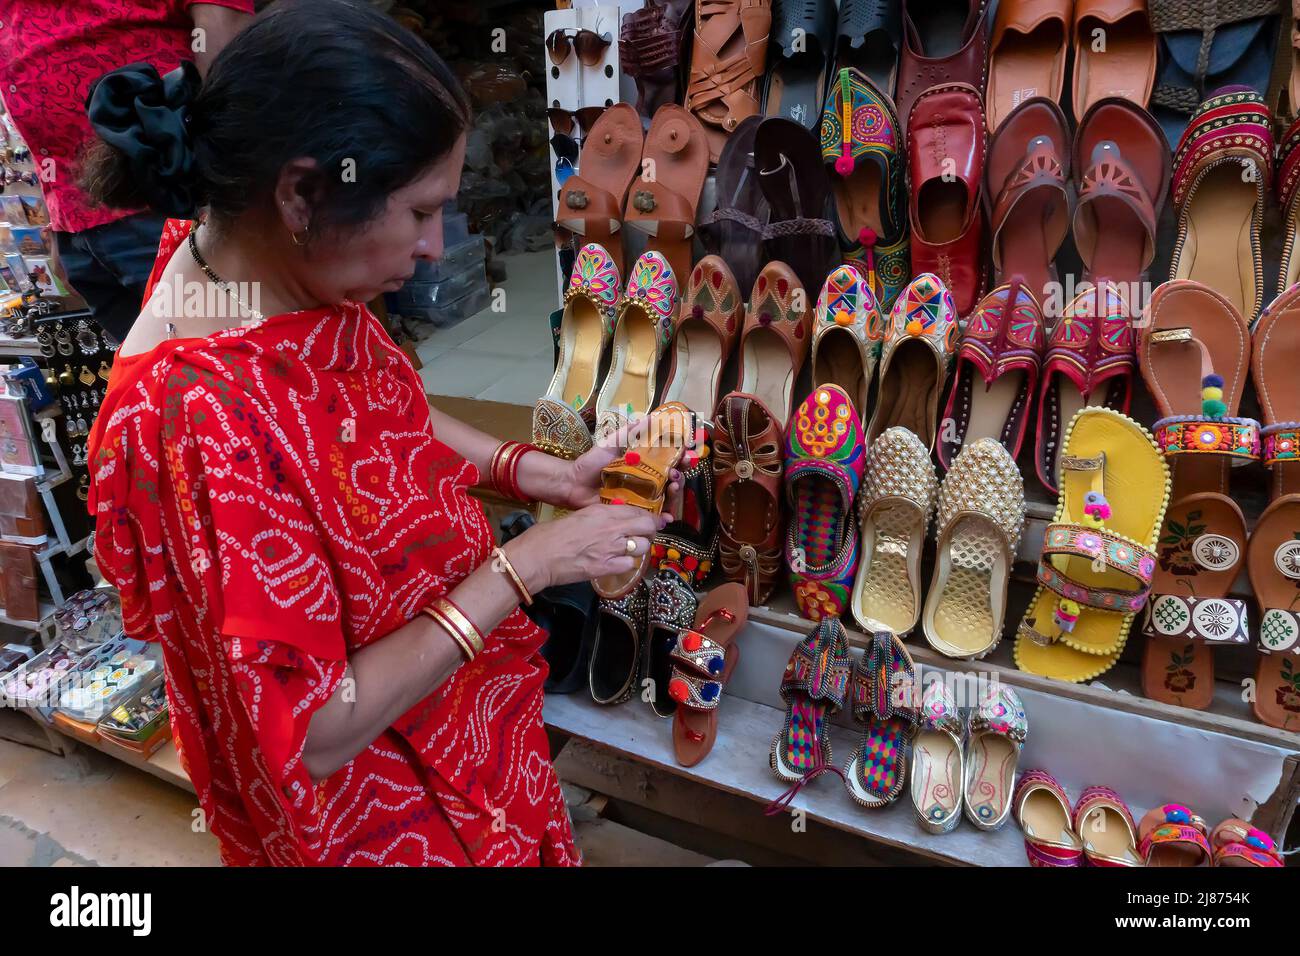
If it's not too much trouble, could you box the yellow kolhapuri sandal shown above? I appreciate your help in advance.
[1015,406,1171,682]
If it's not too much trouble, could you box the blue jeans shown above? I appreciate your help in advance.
[55,212,168,343]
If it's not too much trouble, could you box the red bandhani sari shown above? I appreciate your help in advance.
[87,220,580,866]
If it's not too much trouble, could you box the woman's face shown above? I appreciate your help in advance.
[306,133,468,304]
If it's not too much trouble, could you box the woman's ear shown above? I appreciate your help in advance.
[274,157,324,235]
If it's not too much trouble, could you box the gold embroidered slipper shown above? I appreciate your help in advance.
[922,437,1025,660]
[595,402,697,600]
[1015,406,1171,683]
[850,425,937,637]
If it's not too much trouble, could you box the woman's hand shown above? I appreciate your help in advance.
[537,418,685,511]
[502,503,669,591]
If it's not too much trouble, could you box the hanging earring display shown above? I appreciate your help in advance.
[37,328,54,357]
[58,364,73,387]
[76,321,100,354]
[72,443,85,467]
[101,331,118,353]
[97,361,111,382]
[76,474,89,502]
[78,365,96,387]
[55,325,73,355]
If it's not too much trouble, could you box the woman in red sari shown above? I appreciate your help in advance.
[83,0,667,865]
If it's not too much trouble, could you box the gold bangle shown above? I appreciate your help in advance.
[421,604,476,662]
[493,546,533,605]
[432,596,485,656]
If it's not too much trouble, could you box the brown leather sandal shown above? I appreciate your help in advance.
[557,104,645,276]
[1138,280,1256,711]
[684,0,773,163]
[713,391,784,605]
[1072,0,1157,119]
[595,402,698,600]
[619,0,691,123]
[986,0,1070,134]
[986,97,1071,316]
[755,117,838,302]
[1249,283,1300,731]
[668,582,749,767]
[1071,97,1169,292]
[701,115,769,293]
[623,104,709,292]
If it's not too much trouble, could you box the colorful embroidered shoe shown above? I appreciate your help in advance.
[851,425,937,637]
[533,242,617,475]
[1138,281,1257,711]
[923,438,1025,660]
[1073,786,1141,866]
[811,264,885,422]
[594,250,678,442]
[1137,803,1212,866]
[865,272,958,450]
[785,384,866,623]
[910,679,964,834]
[963,683,1026,831]
[1034,282,1138,493]
[662,255,744,421]
[820,66,911,311]
[844,629,920,809]
[1016,407,1171,683]
[1169,88,1273,328]
[1209,818,1284,868]
[937,280,1045,472]
[1013,770,1083,867]
[770,616,853,782]
[736,261,812,431]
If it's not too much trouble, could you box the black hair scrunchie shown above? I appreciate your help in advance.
[86,60,202,218]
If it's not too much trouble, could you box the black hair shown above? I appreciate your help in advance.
[80,0,471,238]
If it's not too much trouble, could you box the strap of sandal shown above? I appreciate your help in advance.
[667,614,734,711]
[1261,607,1300,653]
[557,174,624,237]
[1149,0,1277,111]
[779,616,852,712]
[1143,594,1251,645]
[702,204,766,232]
[1261,422,1300,467]
[1138,803,1211,864]
[718,528,781,604]
[599,484,664,512]
[990,139,1069,269]
[1074,146,1158,272]
[763,216,836,239]
[849,630,918,725]
[1151,83,1202,116]
[623,178,697,241]
[619,1,682,76]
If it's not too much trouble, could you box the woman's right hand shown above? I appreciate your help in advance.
[503,503,668,591]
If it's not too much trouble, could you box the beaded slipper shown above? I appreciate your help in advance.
[1013,770,1084,866]
[1015,406,1170,683]
[1137,803,1212,866]
[922,438,1025,660]
[589,583,649,705]
[669,582,749,767]
[910,679,964,834]
[1138,280,1257,710]
[963,683,1026,831]
[595,401,697,600]
[1209,818,1284,867]
[843,629,920,809]
[851,425,938,637]
[810,264,884,422]
[1072,786,1141,866]
[785,384,866,623]
[770,616,853,782]
[594,250,679,442]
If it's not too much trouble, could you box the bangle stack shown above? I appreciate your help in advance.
[421,596,485,662]
[489,440,539,503]
[493,545,533,605]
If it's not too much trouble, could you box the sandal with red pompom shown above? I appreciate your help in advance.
[667,582,749,766]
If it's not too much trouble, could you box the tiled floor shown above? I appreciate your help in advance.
[415,250,558,406]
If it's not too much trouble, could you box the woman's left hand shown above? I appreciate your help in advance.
[547,420,684,513]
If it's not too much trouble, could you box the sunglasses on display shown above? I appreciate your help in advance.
[547,105,606,138]
[545,28,612,66]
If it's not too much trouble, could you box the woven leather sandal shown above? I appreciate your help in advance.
[620,0,691,122]
[684,0,773,163]
[713,391,784,604]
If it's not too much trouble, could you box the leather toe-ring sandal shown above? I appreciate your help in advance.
[757,117,838,302]
[1249,284,1300,731]
[701,115,769,293]
[557,104,644,276]
[1138,280,1257,711]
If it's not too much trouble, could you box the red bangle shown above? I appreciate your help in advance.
[489,440,538,503]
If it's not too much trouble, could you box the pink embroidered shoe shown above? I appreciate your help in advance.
[937,280,1045,472]
[1072,786,1141,866]
[1034,282,1137,492]
[1013,770,1083,866]
[810,264,885,422]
